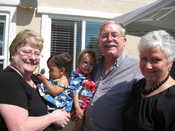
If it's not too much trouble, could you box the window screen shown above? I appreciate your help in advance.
[51,20,74,56]
[51,19,82,69]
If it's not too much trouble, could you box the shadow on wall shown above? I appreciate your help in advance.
[15,0,39,26]
[16,7,35,26]
[20,0,38,8]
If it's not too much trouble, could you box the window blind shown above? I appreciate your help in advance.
[51,20,74,56]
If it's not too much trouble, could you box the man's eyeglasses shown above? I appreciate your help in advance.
[19,49,42,58]
[101,32,125,39]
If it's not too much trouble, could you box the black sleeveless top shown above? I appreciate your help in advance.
[0,66,55,131]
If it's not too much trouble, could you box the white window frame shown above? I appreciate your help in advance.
[39,7,121,75]
[0,6,17,68]
[40,15,102,73]
[0,13,9,67]
[73,21,78,70]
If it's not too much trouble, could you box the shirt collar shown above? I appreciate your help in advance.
[113,52,126,68]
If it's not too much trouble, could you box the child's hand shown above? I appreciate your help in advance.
[75,108,84,120]
[36,73,48,82]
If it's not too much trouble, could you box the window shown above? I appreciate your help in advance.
[51,20,75,55]
[0,15,6,70]
[51,19,82,70]
[85,21,103,61]
[50,19,103,69]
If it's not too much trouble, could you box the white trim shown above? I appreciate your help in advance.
[40,14,51,77]
[73,22,77,71]
[38,7,121,19]
[39,13,109,74]
[0,0,20,6]
[0,6,17,68]
[1,13,10,68]
[50,15,106,23]
[81,20,86,50]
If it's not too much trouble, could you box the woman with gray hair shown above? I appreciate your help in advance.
[124,30,175,131]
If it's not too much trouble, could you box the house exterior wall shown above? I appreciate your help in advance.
[0,0,153,69]
[125,35,140,56]
[39,0,152,13]
[15,0,152,59]
[14,0,153,33]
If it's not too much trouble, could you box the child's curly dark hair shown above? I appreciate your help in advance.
[47,52,72,74]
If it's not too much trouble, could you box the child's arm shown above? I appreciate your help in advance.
[36,74,65,96]
[73,94,84,119]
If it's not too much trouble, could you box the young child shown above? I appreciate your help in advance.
[70,48,97,131]
[36,52,73,112]
[36,49,96,131]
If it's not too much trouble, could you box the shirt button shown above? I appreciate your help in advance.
[90,101,94,106]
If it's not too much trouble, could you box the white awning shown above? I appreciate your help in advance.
[114,0,175,36]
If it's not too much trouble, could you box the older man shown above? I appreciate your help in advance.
[85,21,142,131]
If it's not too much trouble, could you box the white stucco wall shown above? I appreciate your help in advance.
[38,0,153,14]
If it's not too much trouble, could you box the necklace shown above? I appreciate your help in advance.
[142,74,169,95]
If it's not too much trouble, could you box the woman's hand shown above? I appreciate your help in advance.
[51,109,70,128]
